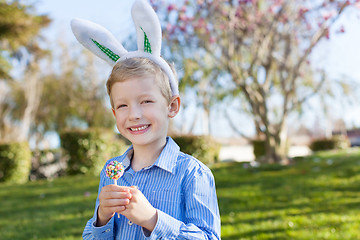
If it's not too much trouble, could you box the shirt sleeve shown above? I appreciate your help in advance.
[82,167,116,240]
[144,165,221,240]
[82,213,115,240]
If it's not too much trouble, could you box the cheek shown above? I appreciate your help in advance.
[114,113,125,124]
[144,106,168,119]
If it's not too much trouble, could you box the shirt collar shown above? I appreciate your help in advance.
[121,146,133,171]
[121,136,180,174]
[152,136,180,174]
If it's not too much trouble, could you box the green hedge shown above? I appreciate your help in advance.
[172,135,220,166]
[310,136,350,152]
[60,128,126,175]
[0,142,32,183]
[252,139,266,160]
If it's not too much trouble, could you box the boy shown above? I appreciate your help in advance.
[72,0,220,239]
[82,58,221,239]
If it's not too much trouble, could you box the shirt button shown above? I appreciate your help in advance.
[128,220,133,226]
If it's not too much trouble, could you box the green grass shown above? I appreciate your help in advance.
[214,148,360,239]
[1,148,360,239]
[0,175,99,240]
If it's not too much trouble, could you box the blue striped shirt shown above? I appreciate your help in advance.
[83,136,221,239]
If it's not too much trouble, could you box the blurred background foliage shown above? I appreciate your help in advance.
[0,0,359,181]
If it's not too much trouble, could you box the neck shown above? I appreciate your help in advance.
[131,138,167,172]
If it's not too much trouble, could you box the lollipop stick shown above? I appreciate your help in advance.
[114,179,119,218]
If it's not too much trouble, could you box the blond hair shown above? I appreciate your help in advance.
[106,58,177,108]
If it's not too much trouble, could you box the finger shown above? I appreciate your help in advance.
[103,198,131,207]
[103,185,131,193]
[129,186,140,195]
[117,206,126,212]
[104,191,132,200]
[103,206,126,214]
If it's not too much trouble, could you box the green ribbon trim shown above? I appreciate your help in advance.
[141,27,152,54]
[91,39,120,62]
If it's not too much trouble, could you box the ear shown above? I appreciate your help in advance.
[131,0,162,57]
[112,108,116,117]
[168,95,181,118]
[71,18,128,66]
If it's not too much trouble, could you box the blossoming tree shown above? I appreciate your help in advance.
[153,0,360,163]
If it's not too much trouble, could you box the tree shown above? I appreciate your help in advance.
[0,0,50,142]
[178,53,224,135]
[32,41,115,147]
[154,0,360,163]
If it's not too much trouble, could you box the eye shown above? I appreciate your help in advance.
[116,104,127,109]
[142,100,154,104]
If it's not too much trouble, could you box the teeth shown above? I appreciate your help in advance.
[130,125,148,131]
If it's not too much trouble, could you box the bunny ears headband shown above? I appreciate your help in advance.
[70,0,179,96]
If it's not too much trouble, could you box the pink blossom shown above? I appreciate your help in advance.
[179,13,188,22]
[219,24,226,30]
[166,23,172,32]
[306,22,312,30]
[197,18,206,28]
[235,7,243,18]
[167,4,176,12]
[355,1,360,9]
[180,25,187,32]
[210,36,216,44]
[322,10,335,21]
[325,28,330,39]
[239,0,253,3]
[337,25,345,33]
[298,7,309,17]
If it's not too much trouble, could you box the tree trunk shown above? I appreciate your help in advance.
[263,124,288,164]
[18,68,42,141]
[203,105,210,136]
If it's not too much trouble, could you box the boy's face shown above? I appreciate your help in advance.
[111,76,178,148]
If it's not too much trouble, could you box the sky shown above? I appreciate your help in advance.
[32,0,360,140]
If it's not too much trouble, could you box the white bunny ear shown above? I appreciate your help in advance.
[71,0,179,96]
[71,18,128,66]
[131,0,162,57]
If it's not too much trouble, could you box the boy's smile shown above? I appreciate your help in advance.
[128,124,151,134]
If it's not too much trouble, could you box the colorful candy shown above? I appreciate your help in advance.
[105,160,124,218]
[106,160,124,181]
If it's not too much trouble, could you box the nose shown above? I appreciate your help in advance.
[128,104,142,121]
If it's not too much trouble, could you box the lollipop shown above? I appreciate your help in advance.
[106,160,124,185]
[106,160,125,218]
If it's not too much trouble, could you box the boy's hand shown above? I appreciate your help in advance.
[97,185,132,227]
[121,186,158,232]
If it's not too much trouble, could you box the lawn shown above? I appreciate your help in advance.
[1,148,359,239]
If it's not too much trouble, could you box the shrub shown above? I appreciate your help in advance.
[310,136,350,152]
[30,148,66,180]
[252,139,266,160]
[60,128,126,175]
[172,135,220,165]
[0,142,32,183]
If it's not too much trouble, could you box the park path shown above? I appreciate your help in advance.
[218,145,312,162]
